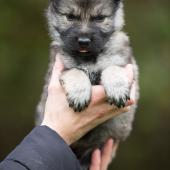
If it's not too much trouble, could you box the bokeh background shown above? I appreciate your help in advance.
[0,0,170,169]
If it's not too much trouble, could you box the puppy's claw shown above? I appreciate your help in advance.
[108,97,116,106]
[117,98,125,108]
[108,96,128,108]
[125,95,130,101]
[68,99,90,112]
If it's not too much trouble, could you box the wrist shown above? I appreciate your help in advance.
[41,120,75,145]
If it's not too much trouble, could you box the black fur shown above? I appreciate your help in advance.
[58,25,113,64]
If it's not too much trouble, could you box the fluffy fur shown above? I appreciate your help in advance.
[36,0,139,169]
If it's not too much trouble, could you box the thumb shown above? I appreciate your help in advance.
[49,54,64,87]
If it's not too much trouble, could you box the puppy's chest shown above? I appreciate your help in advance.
[70,65,100,85]
[62,45,130,85]
[88,71,101,85]
[75,56,126,85]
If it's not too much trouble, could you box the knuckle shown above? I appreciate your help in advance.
[96,111,106,119]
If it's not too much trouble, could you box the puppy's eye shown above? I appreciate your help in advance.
[91,15,106,22]
[66,14,80,21]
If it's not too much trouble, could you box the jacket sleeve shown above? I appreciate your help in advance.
[0,126,81,170]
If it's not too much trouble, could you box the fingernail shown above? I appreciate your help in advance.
[126,100,135,106]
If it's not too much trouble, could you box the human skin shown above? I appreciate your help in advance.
[41,54,135,169]
[90,138,118,170]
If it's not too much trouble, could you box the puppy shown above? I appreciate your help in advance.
[37,0,139,169]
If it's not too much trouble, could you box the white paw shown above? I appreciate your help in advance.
[66,83,91,112]
[101,66,130,108]
[60,68,92,112]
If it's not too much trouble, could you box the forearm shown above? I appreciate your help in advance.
[0,126,81,170]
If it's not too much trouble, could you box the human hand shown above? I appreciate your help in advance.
[90,139,118,170]
[41,54,135,145]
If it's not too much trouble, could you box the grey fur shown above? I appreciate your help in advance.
[37,0,139,169]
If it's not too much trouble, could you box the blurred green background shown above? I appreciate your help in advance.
[0,0,170,169]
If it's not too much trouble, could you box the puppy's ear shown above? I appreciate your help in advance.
[114,0,122,10]
[114,0,122,2]
[50,0,60,10]
[114,0,122,6]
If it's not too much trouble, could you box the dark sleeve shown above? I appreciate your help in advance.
[0,126,81,170]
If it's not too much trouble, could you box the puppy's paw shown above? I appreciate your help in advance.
[60,68,92,112]
[107,87,130,108]
[101,66,130,108]
[66,85,91,112]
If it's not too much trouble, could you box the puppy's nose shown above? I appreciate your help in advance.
[78,37,91,47]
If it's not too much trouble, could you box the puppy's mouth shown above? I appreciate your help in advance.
[79,48,89,53]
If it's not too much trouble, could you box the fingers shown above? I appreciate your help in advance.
[101,139,114,170]
[90,85,106,106]
[49,54,64,88]
[89,139,116,170]
[126,99,135,106]
[103,106,129,122]
[130,81,136,102]
[124,64,134,85]
[125,64,136,104]
[90,149,101,170]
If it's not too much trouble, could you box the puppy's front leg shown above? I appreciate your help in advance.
[101,65,131,108]
[60,68,92,112]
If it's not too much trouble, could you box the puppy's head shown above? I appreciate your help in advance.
[47,0,124,57]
